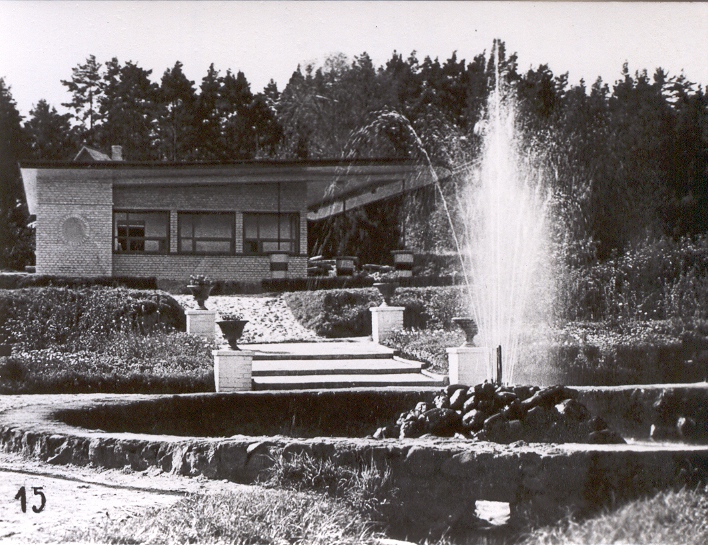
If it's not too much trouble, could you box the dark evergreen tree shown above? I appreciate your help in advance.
[157,61,197,161]
[25,99,78,160]
[193,64,223,160]
[0,79,33,269]
[61,55,104,145]
[220,69,255,159]
[97,59,160,160]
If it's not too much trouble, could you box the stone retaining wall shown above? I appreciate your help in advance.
[1,391,708,533]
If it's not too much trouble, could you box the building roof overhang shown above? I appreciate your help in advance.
[19,158,446,218]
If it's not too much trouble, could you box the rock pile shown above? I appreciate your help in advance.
[373,382,625,444]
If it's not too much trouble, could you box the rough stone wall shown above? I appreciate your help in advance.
[35,171,113,276]
[2,415,707,533]
[2,392,708,534]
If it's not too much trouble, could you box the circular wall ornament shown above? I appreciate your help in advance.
[61,216,90,246]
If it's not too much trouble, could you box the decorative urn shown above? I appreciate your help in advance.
[187,274,213,310]
[452,317,478,347]
[217,314,248,350]
[373,282,398,306]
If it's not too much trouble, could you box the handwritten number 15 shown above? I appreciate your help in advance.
[14,486,46,513]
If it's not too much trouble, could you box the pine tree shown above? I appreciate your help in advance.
[0,79,33,269]
[25,99,78,160]
[194,64,223,160]
[157,61,197,161]
[97,59,160,160]
[61,55,104,144]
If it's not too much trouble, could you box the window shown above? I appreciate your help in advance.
[114,211,169,253]
[179,212,235,254]
[243,213,299,254]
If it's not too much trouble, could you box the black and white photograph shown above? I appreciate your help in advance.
[0,1,707,543]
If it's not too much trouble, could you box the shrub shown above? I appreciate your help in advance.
[0,330,214,394]
[556,235,708,322]
[383,320,706,386]
[0,274,158,290]
[284,288,379,337]
[382,329,464,374]
[0,286,185,351]
[284,286,466,338]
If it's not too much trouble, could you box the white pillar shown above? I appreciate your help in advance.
[370,306,405,344]
[213,349,253,392]
[447,346,491,385]
[186,309,217,340]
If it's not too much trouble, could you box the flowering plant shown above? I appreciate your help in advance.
[219,312,245,321]
[188,274,212,286]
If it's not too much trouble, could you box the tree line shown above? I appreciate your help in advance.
[1,41,706,268]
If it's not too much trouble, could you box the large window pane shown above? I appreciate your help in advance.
[143,213,169,237]
[243,213,299,255]
[244,214,258,238]
[113,210,169,254]
[259,216,278,238]
[194,214,232,238]
[196,240,232,253]
[178,212,234,254]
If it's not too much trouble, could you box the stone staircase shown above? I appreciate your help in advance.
[246,340,446,390]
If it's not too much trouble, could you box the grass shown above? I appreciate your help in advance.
[519,486,708,545]
[259,451,399,527]
[64,487,383,545]
[61,485,708,545]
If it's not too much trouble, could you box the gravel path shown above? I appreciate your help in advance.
[174,294,321,344]
[0,395,258,544]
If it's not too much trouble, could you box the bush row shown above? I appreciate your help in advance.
[283,286,466,338]
[381,321,708,386]
[558,235,708,322]
[158,274,462,296]
[0,331,214,394]
[0,274,158,290]
[0,287,185,350]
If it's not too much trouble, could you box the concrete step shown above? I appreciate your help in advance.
[248,341,396,361]
[252,372,445,390]
[252,357,422,377]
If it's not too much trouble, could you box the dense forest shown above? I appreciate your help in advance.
[1,40,706,269]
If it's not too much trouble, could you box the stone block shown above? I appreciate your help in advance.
[213,349,253,392]
[447,346,491,386]
[370,306,405,344]
[186,310,217,340]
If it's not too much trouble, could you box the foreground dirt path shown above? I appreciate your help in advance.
[0,452,261,544]
[0,395,259,544]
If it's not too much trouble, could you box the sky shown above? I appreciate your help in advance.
[1,1,707,117]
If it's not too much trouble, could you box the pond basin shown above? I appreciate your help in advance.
[1,385,707,534]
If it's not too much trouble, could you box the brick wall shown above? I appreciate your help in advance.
[112,182,308,280]
[32,168,309,281]
[35,171,113,276]
[114,254,307,281]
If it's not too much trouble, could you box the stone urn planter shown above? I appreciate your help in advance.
[373,282,398,306]
[335,256,357,276]
[452,317,478,347]
[217,316,249,350]
[187,274,214,310]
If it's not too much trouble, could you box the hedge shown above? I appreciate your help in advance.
[0,287,185,350]
[283,286,466,338]
[0,274,158,290]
